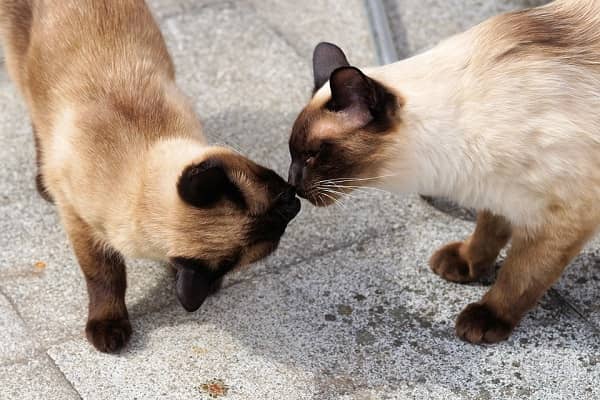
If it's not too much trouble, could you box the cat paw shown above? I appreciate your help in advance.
[430,242,474,283]
[86,318,132,353]
[455,303,514,344]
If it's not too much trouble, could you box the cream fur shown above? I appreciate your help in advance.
[316,0,600,231]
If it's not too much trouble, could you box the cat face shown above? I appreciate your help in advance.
[168,147,300,311]
[288,43,401,206]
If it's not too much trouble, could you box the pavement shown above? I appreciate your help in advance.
[0,0,598,399]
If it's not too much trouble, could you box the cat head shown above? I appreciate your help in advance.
[154,146,300,312]
[288,42,402,205]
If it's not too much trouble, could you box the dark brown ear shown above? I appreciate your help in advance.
[313,42,350,92]
[177,159,245,209]
[175,268,210,312]
[328,66,397,130]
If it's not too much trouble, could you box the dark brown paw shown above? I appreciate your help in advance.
[86,318,132,353]
[456,303,514,344]
[430,242,475,283]
[35,173,54,203]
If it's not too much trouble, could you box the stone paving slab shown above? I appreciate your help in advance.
[0,356,80,400]
[247,0,377,67]
[0,292,36,364]
[384,0,551,57]
[48,197,600,399]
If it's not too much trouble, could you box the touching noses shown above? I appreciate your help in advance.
[277,185,301,221]
[288,160,304,189]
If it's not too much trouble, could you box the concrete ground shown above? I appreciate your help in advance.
[0,0,598,399]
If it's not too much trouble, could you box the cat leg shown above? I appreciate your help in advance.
[430,210,511,283]
[33,125,53,203]
[63,210,131,353]
[455,225,592,344]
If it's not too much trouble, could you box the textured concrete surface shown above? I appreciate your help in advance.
[48,205,600,399]
[0,356,80,400]
[1,0,599,399]
[384,0,552,58]
[0,292,36,364]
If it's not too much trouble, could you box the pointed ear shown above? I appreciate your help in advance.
[177,160,244,208]
[313,42,350,92]
[329,66,396,129]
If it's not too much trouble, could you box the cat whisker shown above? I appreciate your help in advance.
[320,183,390,196]
[318,187,360,201]
[317,174,399,185]
[318,190,345,210]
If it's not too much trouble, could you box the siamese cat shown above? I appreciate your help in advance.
[289,0,600,343]
[0,0,300,353]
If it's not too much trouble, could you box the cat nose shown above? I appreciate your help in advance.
[288,161,303,188]
[277,186,301,220]
[279,186,296,204]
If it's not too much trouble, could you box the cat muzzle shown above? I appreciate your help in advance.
[277,187,301,221]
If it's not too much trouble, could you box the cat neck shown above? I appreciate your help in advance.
[367,34,483,206]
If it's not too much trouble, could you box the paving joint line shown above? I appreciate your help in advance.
[365,0,399,64]
[135,227,394,320]
[548,288,600,335]
[224,227,393,290]
[46,354,84,400]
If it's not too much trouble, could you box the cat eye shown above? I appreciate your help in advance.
[305,143,329,164]
[304,150,320,165]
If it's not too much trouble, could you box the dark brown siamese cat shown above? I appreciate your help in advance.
[0,0,300,353]
[289,0,600,343]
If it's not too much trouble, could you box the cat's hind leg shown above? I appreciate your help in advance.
[430,210,511,283]
[455,223,593,344]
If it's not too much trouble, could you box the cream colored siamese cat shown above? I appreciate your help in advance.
[289,0,600,343]
[0,0,300,353]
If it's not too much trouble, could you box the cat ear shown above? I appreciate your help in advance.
[328,66,379,127]
[328,66,398,129]
[313,42,350,92]
[177,160,243,208]
[175,268,210,312]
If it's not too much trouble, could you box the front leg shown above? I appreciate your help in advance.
[63,211,131,353]
[456,224,592,344]
[430,210,511,283]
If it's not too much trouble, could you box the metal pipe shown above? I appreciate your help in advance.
[365,0,399,65]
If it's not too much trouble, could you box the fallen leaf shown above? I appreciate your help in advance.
[192,346,208,355]
[199,379,229,398]
[34,261,47,270]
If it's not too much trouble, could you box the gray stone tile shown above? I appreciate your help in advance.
[146,0,220,19]
[0,356,80,400]
[149,0,378,75]
[385,0,552,57]
[556,247,600,330]
[247,0,377,67]
[48,201,600,399]
[1,251,177,347]
[0,292,36,364]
